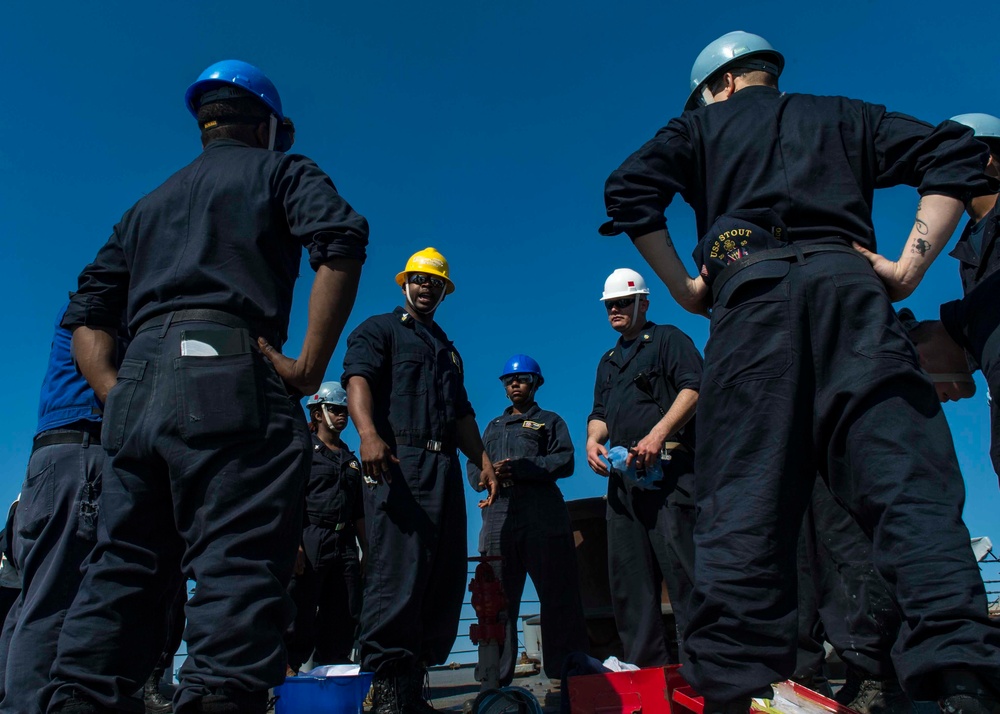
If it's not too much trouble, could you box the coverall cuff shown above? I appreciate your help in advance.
[307,239,368,271]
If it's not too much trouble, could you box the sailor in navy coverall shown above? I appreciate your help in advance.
[599,31,1000,712]
[285,383,366,672]
[466,355,588,685]
[0,302,114,714]
[586,270,702,668]
[342,248,498,714]
[44,60,367,714]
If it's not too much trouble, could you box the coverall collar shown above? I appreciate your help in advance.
[501,402,541,422]
[610,321,657,369]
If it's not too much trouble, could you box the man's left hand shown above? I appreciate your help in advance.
[258,337,321,396]
[852,244,915,301]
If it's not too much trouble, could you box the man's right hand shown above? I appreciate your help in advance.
[258,337,322,397]
[587,441,610,477]
[359,434,399,484]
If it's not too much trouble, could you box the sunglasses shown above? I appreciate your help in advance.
[604,297,636,311]
[407,274,445,289]
[502,373,535,387]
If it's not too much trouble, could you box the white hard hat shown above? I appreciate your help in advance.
[600,268,650,301]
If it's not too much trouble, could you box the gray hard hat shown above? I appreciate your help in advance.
[686,30,784,111]
[306,381,347,408]
[950,113,1000,140]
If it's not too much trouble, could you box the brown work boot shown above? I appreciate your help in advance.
[842,677,912,714]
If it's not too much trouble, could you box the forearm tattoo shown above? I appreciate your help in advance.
[914,198,929,235]
[911,238,930,256]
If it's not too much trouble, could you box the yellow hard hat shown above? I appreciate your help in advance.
[395,247,455,294]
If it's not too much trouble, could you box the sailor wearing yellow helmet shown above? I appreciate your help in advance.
[341,248,498,714]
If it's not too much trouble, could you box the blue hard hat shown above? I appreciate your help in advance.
[185,59,283,120]
[686,31,784,111]
[499,354,544,386]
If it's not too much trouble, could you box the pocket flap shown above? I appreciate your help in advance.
[117,359,147,381]
[716,260,791,308]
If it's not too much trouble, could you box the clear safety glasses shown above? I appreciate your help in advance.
[501,373,535,387]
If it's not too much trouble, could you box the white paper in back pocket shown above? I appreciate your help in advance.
[180,340,220,357]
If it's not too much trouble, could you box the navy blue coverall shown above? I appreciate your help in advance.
[285,435,364,670]
[588,322,702,667]
[46,139,368,714]
[795,474,903,689]
[466,403,588,684]
[600,85,1000,702]
[342,307,471,675]
[940,198,1000,481]
[0,303,107,714]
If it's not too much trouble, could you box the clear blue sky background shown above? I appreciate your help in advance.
[2,0,998,660]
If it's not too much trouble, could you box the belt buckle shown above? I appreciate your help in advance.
[426,440,443,452]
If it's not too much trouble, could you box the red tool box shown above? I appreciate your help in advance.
[568,664,857,714]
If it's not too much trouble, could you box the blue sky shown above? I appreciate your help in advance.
[2,0,997,631]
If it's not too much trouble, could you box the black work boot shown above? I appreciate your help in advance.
[144,669,173,713]
[939,671,1000,714]
[840,676,912,714]
[400,666,436,713]
[371,668,404,714]
[701,697,751,714]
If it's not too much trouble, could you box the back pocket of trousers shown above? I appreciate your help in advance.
[175,352,263,443]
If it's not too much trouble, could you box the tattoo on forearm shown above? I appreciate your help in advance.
[914,198,928,235]
[663,230,674,249]
[911,238,930,256]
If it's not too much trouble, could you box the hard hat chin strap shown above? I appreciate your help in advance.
[405,283,444,314]
[321,404,336,430]
[267,114,278,151]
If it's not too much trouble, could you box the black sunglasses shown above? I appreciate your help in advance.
[407,274,445,289]
[604,297,636,311]
[502,373,535,387]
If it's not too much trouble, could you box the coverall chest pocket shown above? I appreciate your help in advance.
[174,336,263,443]
[706,267,792,388]
[102,358,147,453]
[514,425,544,458]
[392,352,428,396]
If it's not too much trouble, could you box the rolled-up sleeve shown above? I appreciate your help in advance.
[662,329,704,393]
[600,119,695,239]
[588,358,610,423]
[341,319,387,386]
[873,111,996,200]
[61,224,130,331]
[276,155,370,270]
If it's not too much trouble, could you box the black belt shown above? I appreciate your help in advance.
[394,435,456,453]
[137,309,278,344]
[32,430,97,454]
[711,242,860,305]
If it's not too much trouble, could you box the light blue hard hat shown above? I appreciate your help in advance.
[307,381,347,408]
[185,59,283,119]
[686,31,784,111]
[950,113,1000,140]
